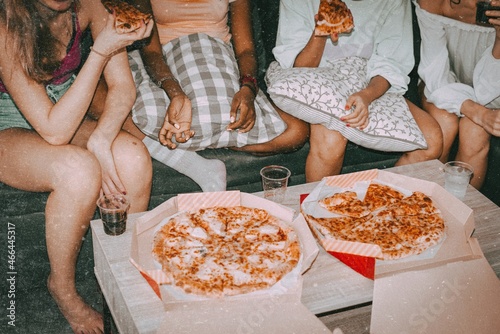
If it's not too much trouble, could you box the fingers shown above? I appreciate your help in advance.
[342,100,369,130]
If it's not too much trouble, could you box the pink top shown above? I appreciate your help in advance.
[151,0,237,45]
[0,7,83,93]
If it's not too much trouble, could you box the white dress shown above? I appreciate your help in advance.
[413,0,500,116]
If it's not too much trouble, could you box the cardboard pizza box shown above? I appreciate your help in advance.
[371,244,500,334]
[301,169,479,279]
[129,190,319,304]
[156,294,331,334]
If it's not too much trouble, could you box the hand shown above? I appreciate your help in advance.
[158,94,194,149]
[314,14,339,43]
[86,135,127,195]
[462,100,500,136]
[226,86,256,132]
[92,13,154,57]
[342,93,370,130]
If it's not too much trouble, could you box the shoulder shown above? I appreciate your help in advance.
[76,0,108,30]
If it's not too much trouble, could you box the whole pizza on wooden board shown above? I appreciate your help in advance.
[152,206,301,298]
[304,183,446,260]
[315,0,354,36]
[102,0,152,33]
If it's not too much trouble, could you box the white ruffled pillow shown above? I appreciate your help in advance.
[265,57,427,152]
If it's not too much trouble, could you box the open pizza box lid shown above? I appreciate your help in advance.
[301,169,478,279]
[156,294,331,334]
[130,191,319,307]
[371,242,500,334]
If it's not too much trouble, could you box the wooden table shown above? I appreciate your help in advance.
[91,160,500,333]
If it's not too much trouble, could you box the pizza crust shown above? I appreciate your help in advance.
[152,206,301,297]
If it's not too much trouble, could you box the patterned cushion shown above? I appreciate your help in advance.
[265,57,427,152]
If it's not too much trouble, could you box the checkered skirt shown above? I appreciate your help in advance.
[128,33,286,151]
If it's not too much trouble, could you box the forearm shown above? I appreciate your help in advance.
[361,76,391,104]
[40,50,110,144]
[293,34,327,68]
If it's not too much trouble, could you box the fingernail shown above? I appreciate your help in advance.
[230,116,235,123]
[174,123,180,129]
[346,124,350,127]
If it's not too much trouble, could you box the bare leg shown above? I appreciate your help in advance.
[456,116,490,189]
[0,129,103,333]
[72,117,152,212]
[233,104,310,155]
[421,95,459,162]
[306,124,347,182]
[396,100,443,166]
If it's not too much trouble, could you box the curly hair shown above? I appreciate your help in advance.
[0,0,79,83]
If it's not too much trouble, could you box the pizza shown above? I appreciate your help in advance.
[363,183,405,211]
[152,206,301,297]
[315,0,354,36]
[102,0,152,34]
[305,183,445,260]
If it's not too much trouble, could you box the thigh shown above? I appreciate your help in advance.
[0,128,99,192]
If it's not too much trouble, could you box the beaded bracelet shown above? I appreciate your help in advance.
[239,74,258,96]
[90,46,111,59]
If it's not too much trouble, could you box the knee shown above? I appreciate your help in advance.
[423,131,444,160]
[285,118,310,150]
[112,133,153,185]
[52,147,102,195]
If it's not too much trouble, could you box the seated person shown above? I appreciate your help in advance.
[120,0,309,192]
[268,0,443,182]
[414,0,500,189]
[0,0,153,332]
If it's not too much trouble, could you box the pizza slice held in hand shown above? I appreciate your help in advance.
[102,0,152,34]
[315,0,354,36]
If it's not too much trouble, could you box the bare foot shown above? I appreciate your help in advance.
[47,277,104,334]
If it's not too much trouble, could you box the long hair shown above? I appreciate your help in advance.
[0,0,77,83]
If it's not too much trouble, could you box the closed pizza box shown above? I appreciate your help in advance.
[130,190,319,305]
[371,242,500,334]
[301,169,479,278]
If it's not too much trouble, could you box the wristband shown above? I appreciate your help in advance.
[90,46,111,59]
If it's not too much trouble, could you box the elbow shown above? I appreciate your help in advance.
[42,133,72,146]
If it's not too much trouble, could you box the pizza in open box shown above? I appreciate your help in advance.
[305,182,445,260]
[152,206,301,297]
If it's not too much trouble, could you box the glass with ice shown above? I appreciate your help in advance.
[443,161,474,200]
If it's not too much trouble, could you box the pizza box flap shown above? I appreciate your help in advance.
[302,169,477,278]
[129,190,319,303]
[371,247,500,334]
[156,294,331,334]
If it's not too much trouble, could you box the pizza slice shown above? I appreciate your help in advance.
[363,183,405,211]
[319,191,371,218]
[386,191,441,216]
[102,0,152,34]
[315,0,354,36]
